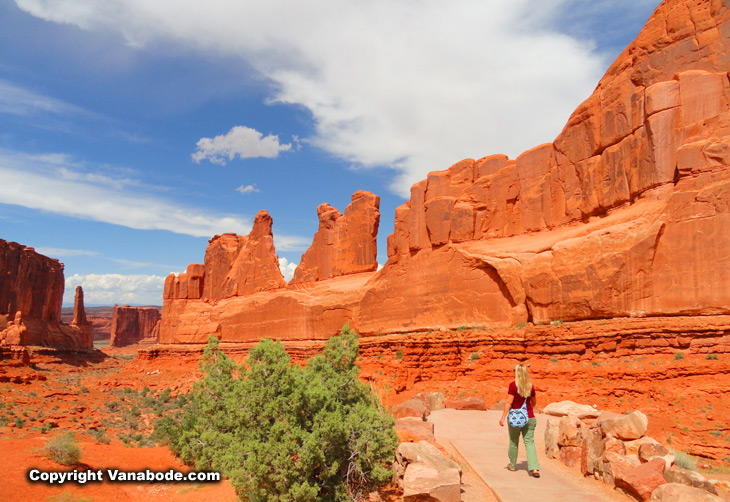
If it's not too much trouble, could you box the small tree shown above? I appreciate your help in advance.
[157,326,397,502]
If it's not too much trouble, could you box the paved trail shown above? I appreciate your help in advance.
[428,409,624,502]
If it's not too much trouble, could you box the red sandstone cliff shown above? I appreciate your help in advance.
[161,0,730,343]
[109,305,161,347]
[0,240,92,348]
[291,191,380,283]
[356,0,730,334]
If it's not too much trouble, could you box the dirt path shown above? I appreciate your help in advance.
[429,409,628,502]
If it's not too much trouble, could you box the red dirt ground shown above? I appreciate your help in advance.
[1,321,729,500]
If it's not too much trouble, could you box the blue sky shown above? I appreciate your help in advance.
[0,0,660,306]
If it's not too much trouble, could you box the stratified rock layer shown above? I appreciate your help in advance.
[0,240,92,348]
[162,0,730,343]
[291,190,380,283]
[109,305,161,347]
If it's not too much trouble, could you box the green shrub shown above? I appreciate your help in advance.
[395,349,403,360]
[156,325,397,502]
[673,450,696,470]
[469,351,480,362]
[706,354,719,360]
[674,352,685,361]
[43,432,82,465]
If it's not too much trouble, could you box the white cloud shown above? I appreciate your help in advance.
[65,273,166,306]
[235,183,260,194]
[278,257,297,282]
[0,79,88,117]
[274,235,310,253]
[14,0,612,196]
[192,125,291,165]
[0,147,250,237]
[34,247,100,258]
[0,147,311,245]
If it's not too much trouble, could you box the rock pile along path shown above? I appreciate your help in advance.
[428,409,625,502]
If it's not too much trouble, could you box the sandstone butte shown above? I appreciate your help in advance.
[0,239,92,348]
[160,0,730,345]
[109,305,161,347]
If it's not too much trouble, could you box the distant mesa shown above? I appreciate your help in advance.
[109,305,161,347]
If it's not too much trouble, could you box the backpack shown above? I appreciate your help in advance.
[507,394,529,428]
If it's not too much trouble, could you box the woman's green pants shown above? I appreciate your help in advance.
[508,417,539,471]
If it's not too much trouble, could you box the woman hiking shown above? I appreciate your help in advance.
[499,363,540,477]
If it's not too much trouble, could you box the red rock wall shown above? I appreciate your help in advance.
[109,305,161,347]
[291,191,380,283]
[0,240,91,349]
[357,0,730,333]
[161,0,730,343]
[0,239,64,323]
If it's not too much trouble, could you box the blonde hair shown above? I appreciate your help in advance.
[515,364,533,398]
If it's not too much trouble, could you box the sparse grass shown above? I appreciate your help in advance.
[673,450,697,471]
[395,350,403,360]
[93,339,110,349]
[47,491,92,502]
[514,322,527,330]
[550,319,563,326]
[43,432,82,466]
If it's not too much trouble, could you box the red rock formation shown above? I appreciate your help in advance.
[162,0,730,343]
[291,191,380,283]
[61,306,115,341]
[0,239,64,324]
[0,240,91,349]
[71,286,92,348]
[164,210,285,303]
[109,305,161,347]
[357,0,730,333]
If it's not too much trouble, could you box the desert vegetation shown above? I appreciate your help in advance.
[155,325,398,502]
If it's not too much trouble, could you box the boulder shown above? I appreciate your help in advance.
[395,418,435,443]
[558,415,588,447]
[605,437,627,455]
[413,392,445,411]
[545,417,560,458]
[664,468,718,495]
[639,442,671,463]
[397,441,461,502]
[543,400,601,419]
[444,397,486,411]
[615,458,666,501]
[393,399,430,420]
[581,428,606,475]
[600,411,648,440]
[596,451,640,487]
[651,483,724,502]
[560,446,583,468]
[625,437,661,456]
